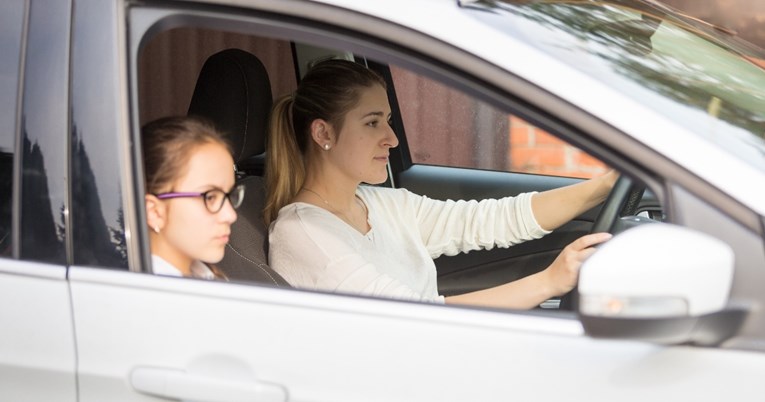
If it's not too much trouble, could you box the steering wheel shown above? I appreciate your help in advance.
[589,175,644,233]
[558,174,644,311]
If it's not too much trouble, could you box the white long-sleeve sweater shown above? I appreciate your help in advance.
[268,186,550,303]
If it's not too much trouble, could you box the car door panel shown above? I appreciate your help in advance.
[0,261,76,402]
[70,265,765,402]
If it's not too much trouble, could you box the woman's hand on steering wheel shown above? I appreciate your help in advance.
[557,173,645,310]
[541,232,613,297]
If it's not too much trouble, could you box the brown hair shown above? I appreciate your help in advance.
[141,116,232,194]
[264,59,386,225]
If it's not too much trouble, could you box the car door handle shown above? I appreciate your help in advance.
[130,366,288,402]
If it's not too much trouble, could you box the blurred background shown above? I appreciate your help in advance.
[663,0,765,48]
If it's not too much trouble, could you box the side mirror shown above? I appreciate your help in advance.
[578,223,747,346]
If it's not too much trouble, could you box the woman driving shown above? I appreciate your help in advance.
[266,59,615,308]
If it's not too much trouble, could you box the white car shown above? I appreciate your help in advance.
[2,0,765,400]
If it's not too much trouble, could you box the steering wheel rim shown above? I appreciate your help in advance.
[558,175,644,311]
[589,175,641,233]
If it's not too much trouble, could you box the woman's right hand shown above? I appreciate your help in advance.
[541,232,613,296]
[446,232,613,310]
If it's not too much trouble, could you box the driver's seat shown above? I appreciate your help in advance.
[187,48,288,287]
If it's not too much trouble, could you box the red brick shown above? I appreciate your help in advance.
[533,130,565,146]
[509,125,530,145]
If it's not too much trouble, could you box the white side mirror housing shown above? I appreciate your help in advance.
[578,223,746,345]
[579,223,733,317]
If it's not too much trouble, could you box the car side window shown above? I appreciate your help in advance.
[128,8,660,310]
[136,24,297,281]
[390,66,608,179]
[0,1,25,257]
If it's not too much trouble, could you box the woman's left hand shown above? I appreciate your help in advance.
[596,169,619,201]
[531,168,620,232]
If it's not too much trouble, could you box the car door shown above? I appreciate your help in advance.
[69,1,765,401]
[0,1,78,401]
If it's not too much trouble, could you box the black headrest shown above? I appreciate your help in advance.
[188,49,272,164]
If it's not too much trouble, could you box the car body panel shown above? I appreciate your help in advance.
[70,265,764,401]
[0,261,76,402]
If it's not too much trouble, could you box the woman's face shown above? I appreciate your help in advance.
[330,84,399,185]
[155,142,237,269]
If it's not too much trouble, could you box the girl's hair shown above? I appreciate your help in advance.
[141,116,232,194]
[264,59,386,225]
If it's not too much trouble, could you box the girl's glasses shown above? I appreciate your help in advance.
[154,184,245,213]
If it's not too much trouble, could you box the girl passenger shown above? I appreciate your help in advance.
[142,116,243,279]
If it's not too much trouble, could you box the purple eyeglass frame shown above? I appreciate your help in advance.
[154,185,244,213]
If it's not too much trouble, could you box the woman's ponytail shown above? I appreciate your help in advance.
[264,59,387,226]
[264,94,305,226]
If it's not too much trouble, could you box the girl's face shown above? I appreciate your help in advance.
[151,142,237,271]
[330,84,399,185]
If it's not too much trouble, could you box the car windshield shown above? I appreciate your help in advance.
[461,0,765,172]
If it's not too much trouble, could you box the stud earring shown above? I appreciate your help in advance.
[324,144,330,150]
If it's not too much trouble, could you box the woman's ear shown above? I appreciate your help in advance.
[145,194,166,234]
[309,119,334,149]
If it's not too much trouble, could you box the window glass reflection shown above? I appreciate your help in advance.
[0,1,25,258]
[465,1,765,172]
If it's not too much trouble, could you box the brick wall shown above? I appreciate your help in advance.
[508,117,607,179]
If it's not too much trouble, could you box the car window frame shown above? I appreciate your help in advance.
[126,1,662,272]
[128,3,667,188]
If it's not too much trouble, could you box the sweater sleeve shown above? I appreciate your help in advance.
[399,190,551,258]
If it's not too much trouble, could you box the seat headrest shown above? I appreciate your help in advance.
[188,49,272,163]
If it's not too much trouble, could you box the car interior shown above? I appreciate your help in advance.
[135,20,664,310]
